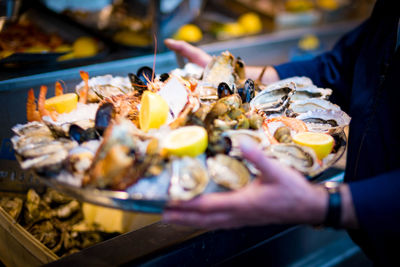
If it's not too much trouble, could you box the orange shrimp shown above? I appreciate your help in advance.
[26,89,40,122]
[262,122,279,144]
[38,85,58,121]
[79,70,89,104]
[266,116,308,133]
[55,81,64,96]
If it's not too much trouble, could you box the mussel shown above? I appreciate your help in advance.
[217,82,233,98]
[238,79,255,103]
[159,73,170,82]
[95,102,115,135]
[136,66,153,85]
[69,125,99,144]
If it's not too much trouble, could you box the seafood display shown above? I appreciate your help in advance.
[0,188,120,257]
[10,51,350,211]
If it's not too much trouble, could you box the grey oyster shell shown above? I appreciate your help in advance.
[250,82,295,115]
[296,109,351,132]
[288,98,341,116]
[265,144,319,175]
[169,157,209,201]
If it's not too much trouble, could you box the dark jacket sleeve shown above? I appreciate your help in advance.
[349,169,400,233]
[274,19,371,110]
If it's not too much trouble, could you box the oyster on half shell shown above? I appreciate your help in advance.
[250,82,295,115]
[169,157,209,201]
[265,144,319,175]
[207,154,250,190]
[296,109,351,132]
[288,98,341,116]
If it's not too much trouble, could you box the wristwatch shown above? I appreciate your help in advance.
[322,181,342,228]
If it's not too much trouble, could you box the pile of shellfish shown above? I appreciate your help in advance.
[11,51,350,202]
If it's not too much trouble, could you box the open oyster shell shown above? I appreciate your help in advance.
[296,109,351,132]
[250,82,295,115]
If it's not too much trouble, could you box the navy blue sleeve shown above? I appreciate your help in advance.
[349,169,400,233]
[274,19,371,110]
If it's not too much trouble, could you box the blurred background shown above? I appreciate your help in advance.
[0,0,375,79]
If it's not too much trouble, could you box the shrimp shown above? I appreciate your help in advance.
[38,85,58,121]
[79,71,89,104]
[262,122,279,144]
[26,89,40,122]
[266,116,308,133]
[55,81,64,96]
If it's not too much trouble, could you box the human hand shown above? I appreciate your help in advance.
[162,138,328,230]
[164,39,212,68]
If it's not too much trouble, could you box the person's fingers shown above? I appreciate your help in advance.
[166,191,240,212]
[239,137,283,183]
[164,39,212,67]
[163,210,238,229]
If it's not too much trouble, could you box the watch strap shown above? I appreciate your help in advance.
[322,183,342,228]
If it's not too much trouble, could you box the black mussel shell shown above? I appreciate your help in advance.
[136,66,153,85]
[128,73,147,94]
[206,136,232,156]
[239,79,255,103]
[159,73,170,82]
[69,125,99,143]
[95,103,115,135]
[218,82,233,98]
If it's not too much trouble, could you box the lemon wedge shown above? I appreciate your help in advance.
[163,126,208,157]
[44,93,78,114]
[293,132,334,160]
[238,12,263,34]
[139,91,169,132]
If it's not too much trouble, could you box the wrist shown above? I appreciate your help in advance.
[299,184,328,225]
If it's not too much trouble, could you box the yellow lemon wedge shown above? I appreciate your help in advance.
[163,126,208,157]
[44,93,78,114]
[139,91,169,132]
[293,132,334,160]
[238,12,263,34]
[173,24,203,43]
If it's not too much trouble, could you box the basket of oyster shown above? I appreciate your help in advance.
[11,52,350,213]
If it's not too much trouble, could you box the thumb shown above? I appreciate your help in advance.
[239,137,283,183]
[164,39,212,68]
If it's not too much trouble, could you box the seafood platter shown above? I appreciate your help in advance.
[10,52,350,213]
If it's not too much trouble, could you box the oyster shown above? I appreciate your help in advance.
[42,103,99,137]
[169,157,209,201]
[288,98,341,116]
[296,109,351,132]
[207,154,250,190]
[270,76,313,89]
[75,75,133,102]
[202,51,237,88]
[265,144,319,175]
[250,82,295,115]
[12,121,51,137]
[221,129,269,157]
[291,85,332,101]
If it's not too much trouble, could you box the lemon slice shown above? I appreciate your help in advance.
[293,132,334,160]
[163,126,208,157]
[44,93,78,114]
[139,91,169,132]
